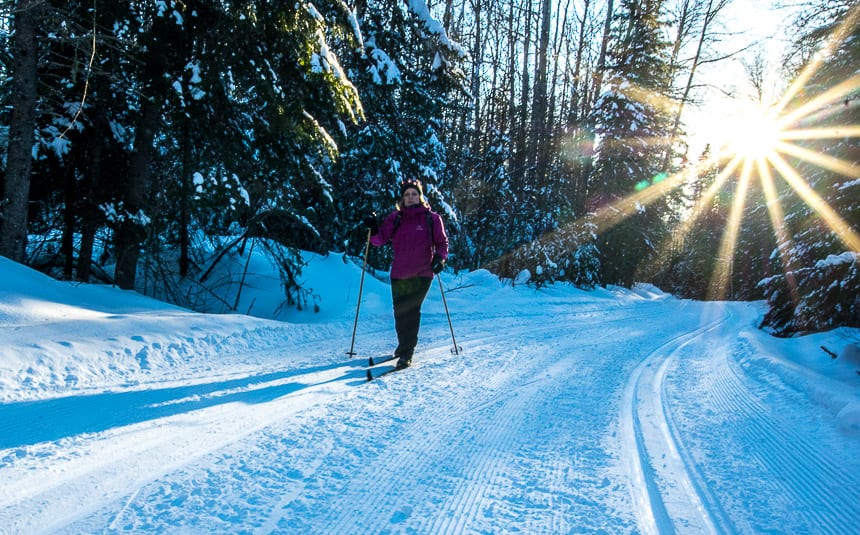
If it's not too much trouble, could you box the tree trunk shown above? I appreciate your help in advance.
[526,0,551,192]
[179,121,192,277]
[569,0,593,216]
[114,11,176,289]
[77,92,110,282]
[591,0,614,107]
[510,0,532,190]
[114,94,164,289]
[62,164,76,279]
[469,0,483,160]
[1,0,41,263]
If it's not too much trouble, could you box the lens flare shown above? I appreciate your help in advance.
[596,4,857,299]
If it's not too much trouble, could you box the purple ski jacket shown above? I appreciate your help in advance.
[371,204,449,280]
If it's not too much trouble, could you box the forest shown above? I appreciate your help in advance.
[1,0,857,336]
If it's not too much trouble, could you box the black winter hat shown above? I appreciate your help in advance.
[400,179,423,197]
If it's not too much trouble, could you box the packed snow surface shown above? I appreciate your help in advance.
[1,253,858,533]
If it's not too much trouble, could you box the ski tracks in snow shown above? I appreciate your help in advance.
[668,324,860,534]
[620,305,732,534]
[5,296,858,533]
[54,302,667,533]
[621,302,860,535]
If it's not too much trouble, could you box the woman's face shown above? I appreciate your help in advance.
[402,188,421,207]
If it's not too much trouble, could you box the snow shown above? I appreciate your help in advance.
[406,0,467,58]
[1,251,859,533]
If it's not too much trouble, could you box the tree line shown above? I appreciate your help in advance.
[1,0,857,335]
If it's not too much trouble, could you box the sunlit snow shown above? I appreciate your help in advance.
[1,252,858,533]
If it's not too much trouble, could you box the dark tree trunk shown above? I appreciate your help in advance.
[179,122,191,277]
[114,12,175,289]
[591,0,614,107]
[77,98,110,282]
[62,164,76,279]
[1,0,41,262]
[114,95,164,289]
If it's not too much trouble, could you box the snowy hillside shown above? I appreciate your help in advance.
[1,253,859,533]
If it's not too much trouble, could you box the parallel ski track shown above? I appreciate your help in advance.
[624,306,860,535]
[319,327,596,533]
[620,306,732,535]
[268,301,674,533]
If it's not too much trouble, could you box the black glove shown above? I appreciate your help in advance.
[362,215,379,236]
[431,254,445,274]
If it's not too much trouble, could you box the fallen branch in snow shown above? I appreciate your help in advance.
[820,345,838,359]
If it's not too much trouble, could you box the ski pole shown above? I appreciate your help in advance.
[347,229,371,357]
[436,274,461,355]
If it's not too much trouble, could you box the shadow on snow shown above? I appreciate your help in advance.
[0,360,367,450]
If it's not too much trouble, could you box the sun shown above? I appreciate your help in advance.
[722,103,783,161]
[579,4,860,302]
[689,95,860,301]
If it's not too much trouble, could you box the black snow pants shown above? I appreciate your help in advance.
[391,276,433,358]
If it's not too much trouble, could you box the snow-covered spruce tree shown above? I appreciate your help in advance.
[330,0,467,271]
[5,0,365,310]
[759,1,859,335]
[449,127,515,272]
[760,253,859,335]
[524,221,601,288]
[588,0,676,288]
[154,1,363,240]
[144,0,365,310]
[482,202,602,288]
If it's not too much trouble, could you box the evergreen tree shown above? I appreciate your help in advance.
[2,0,365,309]
[450,126,514,271]
[588,0,675,287]
[759,1,859,334]
[332,0,467,270]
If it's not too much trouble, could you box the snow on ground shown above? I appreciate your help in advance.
[1,252,859,534]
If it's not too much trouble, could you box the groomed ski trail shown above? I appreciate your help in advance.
[3,295,859,533]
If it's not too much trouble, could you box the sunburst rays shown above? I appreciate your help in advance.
[486,6,857,298]
[581,4,860,299]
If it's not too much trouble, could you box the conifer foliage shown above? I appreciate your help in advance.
[331,0,467,270]
[2,0,364,306]
[758,0,860,335]
[589,0,675,288]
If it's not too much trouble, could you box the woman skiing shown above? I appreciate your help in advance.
[364,179,449,369]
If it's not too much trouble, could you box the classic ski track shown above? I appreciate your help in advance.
[24,314,592,532]
[426,298,671,353]
[692,337,860,532]
[620,305,731,535]
[628,307,860,535]
[241,303,653,533]
[425,330,626,534]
